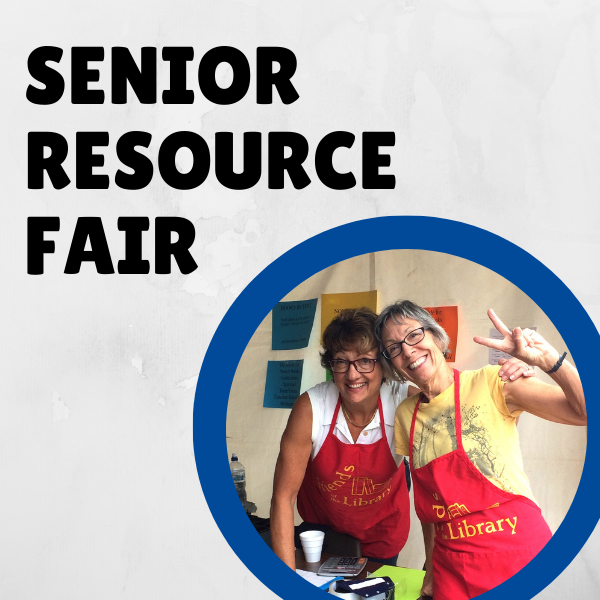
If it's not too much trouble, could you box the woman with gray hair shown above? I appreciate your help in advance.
[375,300,586,600]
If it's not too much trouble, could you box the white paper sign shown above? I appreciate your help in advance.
[488,327,536,365]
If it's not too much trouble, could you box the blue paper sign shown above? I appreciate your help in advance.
[271,299,317,350]
[263,360,304,408]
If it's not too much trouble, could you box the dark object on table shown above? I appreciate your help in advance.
[247,514,272,547]
[248,514,270,534]
[335,576,395,600]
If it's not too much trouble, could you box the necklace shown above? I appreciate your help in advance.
[341,403,378,429]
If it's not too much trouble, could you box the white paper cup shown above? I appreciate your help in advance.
[299,530,325,562]
[300,538,323,547]
[303,549,323,562]
[299,530,325,542]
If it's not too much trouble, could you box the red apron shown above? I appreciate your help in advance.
[297,396,410,559]
[409,370,551,600]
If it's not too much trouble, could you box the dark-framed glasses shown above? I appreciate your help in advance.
[382,326,426,359]
[329,358,379,373]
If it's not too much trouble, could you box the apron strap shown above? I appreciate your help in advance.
[376,396,385,437]
[408,394,423,471]
[328,396,343,436]
[453,369,463,452]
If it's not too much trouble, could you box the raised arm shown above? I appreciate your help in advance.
[474,309,586,425]
[270,392,314,569]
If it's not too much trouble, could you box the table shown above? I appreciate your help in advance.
[295,548,384,575]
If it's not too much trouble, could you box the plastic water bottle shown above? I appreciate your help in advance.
[230,453,247,503]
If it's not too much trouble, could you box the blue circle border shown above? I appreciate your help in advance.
[194,216,595,600]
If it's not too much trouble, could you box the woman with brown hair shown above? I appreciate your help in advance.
[270,307,412,568]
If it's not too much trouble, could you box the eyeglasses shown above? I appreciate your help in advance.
[329,358,379,373]
[382,327,426,359]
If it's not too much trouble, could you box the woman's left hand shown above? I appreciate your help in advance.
[497,357,536,382]
[473,309,560,372]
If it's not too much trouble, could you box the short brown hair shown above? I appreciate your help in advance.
[320,307,380,369]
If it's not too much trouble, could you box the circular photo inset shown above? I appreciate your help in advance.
[195,217,594,600]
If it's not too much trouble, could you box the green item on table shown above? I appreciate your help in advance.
[369,565,425,600]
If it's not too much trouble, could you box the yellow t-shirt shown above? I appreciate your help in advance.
[394,365,537,504]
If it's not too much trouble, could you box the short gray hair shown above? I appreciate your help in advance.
[375,300,450,383]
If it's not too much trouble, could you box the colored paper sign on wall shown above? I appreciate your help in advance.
[271,298,317,350]
[320,291,379,338]
[423,305,458,362]
[263,360,304,409]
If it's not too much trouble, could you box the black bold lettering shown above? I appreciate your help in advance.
[362,132,395,189]
[118,217,150,274]
[198,46,250,105]
[27,217,60,275]
[256,47,299,104]
[215,132,261,190]
[76,132,109,189]
[28,132,70,189]
[162,47,194,104]
[111,47,157,104]
[26,46,65,105]
[71,47,105,104]
[315,131,356,190]
[64,217,114,274]
[115,131,153,190]
[268,132,310,189]
[155,217,198,275]
[158,132,210,190]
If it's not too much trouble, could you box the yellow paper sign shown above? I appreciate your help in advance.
[320,291,379,338]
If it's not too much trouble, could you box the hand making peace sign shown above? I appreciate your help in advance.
[473,309,560,372]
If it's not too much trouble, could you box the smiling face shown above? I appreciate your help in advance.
[332,346,383,407]
[381,317,447,387]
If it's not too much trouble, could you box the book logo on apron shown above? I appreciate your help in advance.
[430,493,518,540]
[316,464,394,508]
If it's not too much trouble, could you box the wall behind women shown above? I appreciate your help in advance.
[226,250,585,569]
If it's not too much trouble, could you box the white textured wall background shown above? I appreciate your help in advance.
[1,1,599,599]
